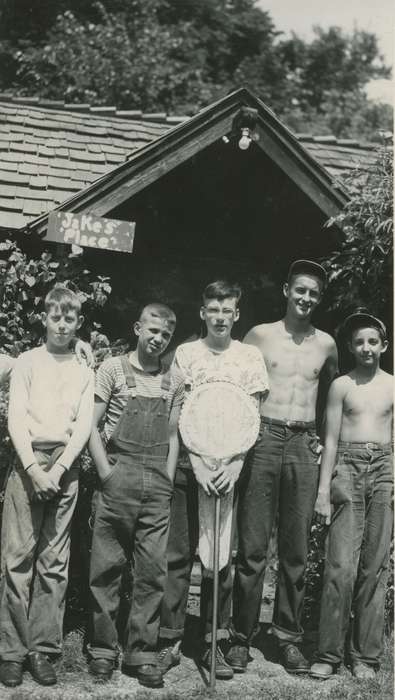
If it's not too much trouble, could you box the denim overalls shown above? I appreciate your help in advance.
[88,356,173,667]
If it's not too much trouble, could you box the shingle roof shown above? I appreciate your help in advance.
[0,96,379,230]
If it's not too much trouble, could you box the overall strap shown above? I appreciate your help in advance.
[120,355,137,390]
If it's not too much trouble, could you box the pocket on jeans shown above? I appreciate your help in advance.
[330,459,351,506]
[101,456,121,485]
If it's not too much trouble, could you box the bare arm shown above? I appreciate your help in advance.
[166,403,180,483]
[88,397,112,482]
[314,378,345,525]
[243,326,264,349]
[324,339,339,384]
[0,355,15,386]
[317,338,339,438]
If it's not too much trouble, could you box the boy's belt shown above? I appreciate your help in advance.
[338,440,392,451]
[261,416,315,430]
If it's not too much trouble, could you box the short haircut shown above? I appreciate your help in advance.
[44,284,82,314]
[202,280,242,306]
[139,303,176,330]
[287,259,327,289]
[342,309,387,343]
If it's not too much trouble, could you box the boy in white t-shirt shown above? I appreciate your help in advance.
[0,285,94,689]
[158,281,269,679]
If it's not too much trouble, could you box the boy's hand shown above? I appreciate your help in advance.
[27,464,60,501]
[189,455,219,496]
[314,491,332,526]
[75,340,94,367]
[212,456,244,495]
[48,462,66,489]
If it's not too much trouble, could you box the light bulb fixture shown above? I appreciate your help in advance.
[238,127,252,150]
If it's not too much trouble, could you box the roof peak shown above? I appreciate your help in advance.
[0,93,380,149]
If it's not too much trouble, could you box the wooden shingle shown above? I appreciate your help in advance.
[0,96,381,230]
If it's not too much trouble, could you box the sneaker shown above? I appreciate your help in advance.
[200,644,234,680]
[352,662,376,680]
[310,661,335,679]
[281,644,310,674]
[157,640,181,674]
[225,644,248,673]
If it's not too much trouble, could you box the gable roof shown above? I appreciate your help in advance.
[0,89,379,232]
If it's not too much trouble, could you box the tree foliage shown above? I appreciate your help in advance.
[321,147,393,319]
[0,0,392,139]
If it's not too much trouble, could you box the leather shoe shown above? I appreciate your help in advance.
[88,657,114,681]
[122,663,163,688]
[281,644,310,674]
[28,652,56,686]
[310,661,335,679]
[0,661,23,687]
[225,644,248,672]
[200,644,234,680]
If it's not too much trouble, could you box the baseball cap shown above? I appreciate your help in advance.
[341,310,387,339]
[287,259,327,287]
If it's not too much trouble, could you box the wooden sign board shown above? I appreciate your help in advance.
[47,211,135,253]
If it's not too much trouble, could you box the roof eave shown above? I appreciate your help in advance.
[25,87,348,237]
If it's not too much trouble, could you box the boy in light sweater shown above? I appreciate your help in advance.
[0,285,94,689]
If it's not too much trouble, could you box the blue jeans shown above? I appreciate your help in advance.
[231,417,319,645]
[317,442,393,667]
[159,466,234,643]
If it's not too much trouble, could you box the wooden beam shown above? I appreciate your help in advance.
[254,122,346,218]
[91,115,235,216]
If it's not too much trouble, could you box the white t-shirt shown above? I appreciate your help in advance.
[172,338,269,398]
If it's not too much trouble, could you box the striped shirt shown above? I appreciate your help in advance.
[95,354,182,441]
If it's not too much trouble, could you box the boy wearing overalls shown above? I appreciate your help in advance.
[87,303,180,688]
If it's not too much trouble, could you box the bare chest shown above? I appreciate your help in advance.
[344,384,393,419]
[263,336,326,382]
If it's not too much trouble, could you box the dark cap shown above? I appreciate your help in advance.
[341,310,387,339]
[287,259,327,287]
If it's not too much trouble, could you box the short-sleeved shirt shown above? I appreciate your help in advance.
[95,355,182,442]
[170,338,269,401]
[170,339,269,468]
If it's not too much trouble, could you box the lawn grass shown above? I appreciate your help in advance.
[0,628,392,700]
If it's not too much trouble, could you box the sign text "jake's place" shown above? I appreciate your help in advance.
[47,211,135,253]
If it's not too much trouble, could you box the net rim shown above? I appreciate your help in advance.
[179,380,260,460]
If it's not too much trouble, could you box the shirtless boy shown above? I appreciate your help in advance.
[226,260,338,675]
[310,311,393,680]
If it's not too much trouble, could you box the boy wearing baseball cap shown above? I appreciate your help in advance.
[311,310,393,680]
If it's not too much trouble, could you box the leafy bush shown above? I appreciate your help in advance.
[322,146,393,322]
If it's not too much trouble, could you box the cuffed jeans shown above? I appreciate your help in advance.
[317,442,393,667]
[159,467,233,643]
[0,451,79,661]
[231,417,319,646]
[88,454,172,666]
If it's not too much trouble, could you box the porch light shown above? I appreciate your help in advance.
[238,127,252,150]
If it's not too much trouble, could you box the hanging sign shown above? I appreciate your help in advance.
[47,211,135,253]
